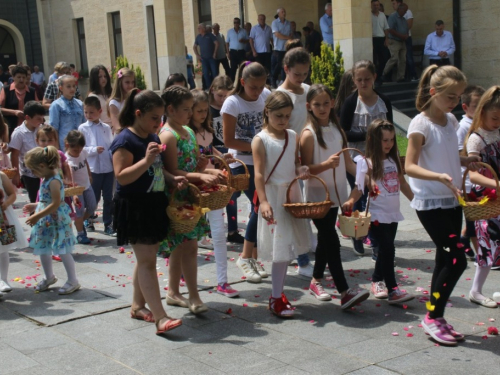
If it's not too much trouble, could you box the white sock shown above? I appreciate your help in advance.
[39,254,55,280]
[271,261,289,298]
[471,265,491,297]
[0,252,9,281]
[59,254,78,285]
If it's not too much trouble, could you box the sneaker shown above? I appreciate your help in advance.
[421,313,457,345]
[297,263,314,278]
[252,259,268,278]
[269,294,295,318]
[351,238,365,256]
[388,288,415,304]
[371,281,388,299]
[104,226,117,237]
[362,237,371,246]
[424,318,465,341]
[371,246,379,262]
[84,220,95,232]
[469,291,498,308]
[77,234,91,245]
[216,283,239,298]
[309,282,332,301]
[227,231,244,244]
[0,280,12,293]
[341,288,369,310]
[35,276,58,292]
[198,237,214,250]
[52,255,62,262]
[236,257,262,283]
[58,282,81,295]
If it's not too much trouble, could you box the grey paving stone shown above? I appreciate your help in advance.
[260,365,311,374]
[346,366,400,375]
[0,343,39,374]
[1,327,70,355]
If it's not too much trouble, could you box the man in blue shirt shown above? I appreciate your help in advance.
[226,17,248,81]
[424,20,456,67]
[271,7,292,88]
[382,3,408,83]
[249,14,273,81]
[320,3,333,47]
[193,23,219,89]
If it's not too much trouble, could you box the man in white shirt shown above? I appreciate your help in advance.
[372,0,389,84]
[320,3,333,47]
[226,17,248,81]
[249,14,273,80]
[30,65,45,86]
[213,23,230,76]
[424,20,455,67]
[271,7,292,88]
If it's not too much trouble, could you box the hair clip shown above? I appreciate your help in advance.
[44,146,48,153]
[244,61,252,67]
[117,69,124,79]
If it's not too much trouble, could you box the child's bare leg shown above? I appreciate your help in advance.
[179,240,203,306]
[167,247,187,301]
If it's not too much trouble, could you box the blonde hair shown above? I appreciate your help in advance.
[209,75,233,105]
[416,65,467,112]
[365,119,402,180]
[230,62,267,96]
[57,74,77,87]
[262,91,294,129]
[108,68,136,116]
[25,146,60,171]
[189,89,213,134]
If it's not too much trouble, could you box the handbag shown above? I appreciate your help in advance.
[0,206,16,246]
[252,130,289,214]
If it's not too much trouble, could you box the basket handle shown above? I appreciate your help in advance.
[332,148,371,217]
[230,158,250,177]
[169,183,201,205]
[462,161,500,201]
[286,175,330,204]
[204,154,232,186]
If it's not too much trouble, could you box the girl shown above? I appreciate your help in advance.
[340,60,393,256]
[300,84,368,309]
[163,73,188,90]
[49,75,85,150]
[210,76,244,244]
[0,170,29,294]
[110,89,184,335]
[24,146,79,295]
[406,65,479,345]
[87,65,113,125]
[356,119,414,304]
[108,68,135,133]
[463,86,500,309]
[0,113,11,169]
[253,91,310,317]
[188,89,239,298]
[334,69,355,121]
[222,61,271,283]
[160,86,219,313]
[65,130,97,245]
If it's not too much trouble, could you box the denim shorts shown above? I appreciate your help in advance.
[74,187,97,218]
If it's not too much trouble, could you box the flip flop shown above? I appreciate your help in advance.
[155,318,182,335]
[131,308,155,323]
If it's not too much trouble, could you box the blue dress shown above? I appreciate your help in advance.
[29,175,76,255]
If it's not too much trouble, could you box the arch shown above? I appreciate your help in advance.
[0,19,27,64]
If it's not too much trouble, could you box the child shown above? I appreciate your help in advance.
[110,89,184,334]
[79,96,115,236]
[340,60,393,256]
[463,86,500,308]
[0,113,10,169]
[188,89,239,298]
[163,73,188,91]
[406,65,479,345]
[0,171,29,294]
[49,75,85,150]
[221,61,271,283]
[333,69,355,121]
[356,119,415,304]
[65,130,97,244]
[8,101,45,201]
[252,91,310,317]
[108,68,135,133]
[457,85,485,260]
[24,146,80,295]
[87,65,113,125]
[160,85,219,313]
[300,84,368,309]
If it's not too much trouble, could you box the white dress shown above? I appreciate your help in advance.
[256,130,310,262]
[0,177,29,253]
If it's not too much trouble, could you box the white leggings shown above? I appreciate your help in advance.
[206,209,228,285]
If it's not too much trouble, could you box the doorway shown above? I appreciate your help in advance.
[0,26,17,68]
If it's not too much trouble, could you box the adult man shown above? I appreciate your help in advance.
[42,61,81,111]
[249,14,273,80]
[371,0,390,83]
[320,3,333,47]
[290,21,301,41]
[30,65,45,86]
[391,0,417,80]
[226,17,248,81]
[213,23,230,76]
[382,3,408,83]
[244,22,253,61]
[271,7,292,88]
[306,21,323,56]
[424,20,456,67]
[194,23,219,89]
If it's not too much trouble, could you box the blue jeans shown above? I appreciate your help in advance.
[230,164,257,243]
[201,57,217,88]
[405,36,417,79]
[91,171,115,227]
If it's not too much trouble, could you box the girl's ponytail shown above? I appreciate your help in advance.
[415,65,439,112]
[119,88,139,129]
[230,61,266,96]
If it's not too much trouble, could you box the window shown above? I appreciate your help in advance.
[111,12,123,58]
[198,0,211,24]
[75,19,88,72]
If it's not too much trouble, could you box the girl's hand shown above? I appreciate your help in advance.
[207,169,228,183]
[438,173,461,199]
[200,173,219,186]
[63,179,74,187]
[26,214,40,227]
[466,155,481,171]
[296,165,310,180]
[96,146,105,154]
[73,196,82,209]
[1,201,9,211]
[1,143,8,152]
[172,176,188,190]
[260,201,274,222]
[342,199,354,212]
[326,153,341,169]
[223,153,235,163]
[145,142,161,166]
[23,203,37,214]
[197,155,209,171]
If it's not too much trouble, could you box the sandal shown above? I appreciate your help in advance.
[269,293,295,318]
[155,316,182,335]
[166,294,189,308]
[35,276,58,292]
[188,303,208,315]
[131,308,155,323]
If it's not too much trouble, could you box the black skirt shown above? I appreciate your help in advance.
[113,192,169,246]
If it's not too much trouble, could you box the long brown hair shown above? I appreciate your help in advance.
[334,69,354,118]
[365,119,402,180]
[189,89,213,134]
[107,67,135,116]
[209,75,233,105]
[230,61,267,96]
[306,84,347,149]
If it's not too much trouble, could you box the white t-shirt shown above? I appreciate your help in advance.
[109,99,123,113]
[407,113,462,210]
[66,150,91,189]
[466,127,500,155]
[277,84,310,134]
[457,115,473,192]
[404,9,413,37]
[220,88,271,166]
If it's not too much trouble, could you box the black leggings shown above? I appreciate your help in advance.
[312,208,349,293]
[21,175,41,203]
[416,207,467,319]
[370,222,398,291]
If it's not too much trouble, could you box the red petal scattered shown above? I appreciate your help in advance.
[242,303,248,307]
[406,333,414,337]
[449,234,457,238]
[456,243,464,249]
[403,304,408,309]
[225,308,233,315]
[487,326,499,335]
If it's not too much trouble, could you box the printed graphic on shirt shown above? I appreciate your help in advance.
[235,111,263,153]
[381,164,399,195]
[148,154,165,193]
[213,115,224,144]
[70,160,87,173]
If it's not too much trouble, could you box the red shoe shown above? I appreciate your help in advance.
[269,293,295,318]
[155,317,182,335]
[131,308,155,323]
[52,255,62,262]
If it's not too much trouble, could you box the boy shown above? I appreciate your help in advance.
[0,65,38,137]
[78,96,115,236]
[8,101,45,201]
[457,85,485,260]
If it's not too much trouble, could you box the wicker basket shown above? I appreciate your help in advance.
[283,175,332,219]
[167,184,203,234]
[64,185,85,197]
[461,162,500,221]
[228,158,250,191]
[196,155,234,211]
[1,168,17,179]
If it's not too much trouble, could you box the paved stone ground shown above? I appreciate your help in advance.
[1,186,500,375]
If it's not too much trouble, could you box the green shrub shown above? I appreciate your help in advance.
[111,56,146,90]
[310,42,344,98]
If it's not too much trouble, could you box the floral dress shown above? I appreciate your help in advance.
[29,175,76,255]
[159,125,209,256]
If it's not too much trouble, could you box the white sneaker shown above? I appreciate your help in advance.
[198,237,214,250]
[236,257,262,283]
[0,279,12,293]
[297,263,314,278]
[252,259,268,278]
